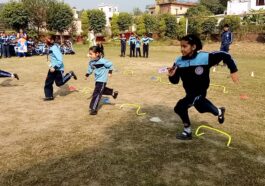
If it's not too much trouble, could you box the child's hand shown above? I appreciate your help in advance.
[167,66,177,77]
[231,72,239,83]
[49,67,55,73]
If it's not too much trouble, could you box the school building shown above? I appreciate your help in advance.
[227,0,265,15]
[146,0,197,16]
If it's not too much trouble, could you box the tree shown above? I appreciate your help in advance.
[219,15,241,32]
[162,14,178,39]
[1,2,29,31]
[135,16,146,36]
[133,7,143,16]
[157,15,167,37]
[186,5,213,35]
[200,0,226,15]
[143,14,159,33]
[111,14,120,36]
[176,17,187,39]
[21,0,54,37]
[47,2,74,43]
[117,12,133,32]
[81,10,89,36]
[87,9,106,34]
[202,17,218,39]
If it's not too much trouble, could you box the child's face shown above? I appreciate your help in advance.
[88,50,100,60]
[180,40,195,57]
[224,27,229,31]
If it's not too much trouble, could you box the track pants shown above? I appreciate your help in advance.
[143,44,149,58]
[44,70,72,98]
[90,82,113,111]
[174,95,219,127]
[0,70,12,78]
[130,44,135,57]
[136,48,141,57]
[121,43,126,57]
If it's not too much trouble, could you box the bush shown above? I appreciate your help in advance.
[219,15,241,32]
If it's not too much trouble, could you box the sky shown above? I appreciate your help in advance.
[0,0,155,12]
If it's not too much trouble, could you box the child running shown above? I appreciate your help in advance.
[167,34,239,140]
[0,70,19,80]
[85,46,118,115]
[44,36,77,101]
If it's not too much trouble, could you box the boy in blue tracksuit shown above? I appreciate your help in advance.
[86,46,118,115]
[129,33,136,57]
[220,24,233,53]
[120,34,127,57]
[142,34,154,58]
[44,36,77,101]
[136,36,141,57]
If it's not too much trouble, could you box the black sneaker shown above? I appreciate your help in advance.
[113,91,119,99]
[176,131,192,140]
[70,71,77,80]
[218,107,226,124]
[43,97,54,101]
[90,110,98,115]
[13,73,19,80]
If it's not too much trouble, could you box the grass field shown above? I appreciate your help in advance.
[0,42,265,186]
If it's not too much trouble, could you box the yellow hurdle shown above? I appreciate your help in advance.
[153,76,172,85]
[120,104,146,116]
[123,70,134,76]
[210,84,228,94]
[195,125,232,147]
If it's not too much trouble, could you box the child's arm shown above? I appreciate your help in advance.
[209,51,239,83]
[168,64,180,84]
[85,62,94,79]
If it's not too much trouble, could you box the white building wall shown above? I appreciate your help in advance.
[98,4,119,27]
[227,0,265,15]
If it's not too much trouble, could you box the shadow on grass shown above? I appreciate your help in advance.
[53,84,76,98]
[0,105,264,186]
[0,79,21,87]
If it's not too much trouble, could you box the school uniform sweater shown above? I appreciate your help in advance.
[86,58,113,83]
[169,51,238,96]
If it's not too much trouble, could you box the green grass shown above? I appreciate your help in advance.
[0,42,264,186]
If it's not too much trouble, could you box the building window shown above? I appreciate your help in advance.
[180,6,182,10]
[256,0,265,6]
[109,8,112,12]
[176,8,178,15]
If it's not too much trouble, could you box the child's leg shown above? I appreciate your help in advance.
[194,97,219,116]
[54,71,74,87]
[194,96,225,124]
[44,70,56,98]
[143,45,146,58]
[139,48,141,57]
[103,86,113,96]
[0,70,12,78]
[174,96,194,127]
[90,82,106,111]
[146,44,149,58]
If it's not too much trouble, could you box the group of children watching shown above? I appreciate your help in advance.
[0,29,28,58]
[120,33,154,58]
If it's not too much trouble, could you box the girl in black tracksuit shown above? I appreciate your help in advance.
[168,34,239,140]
